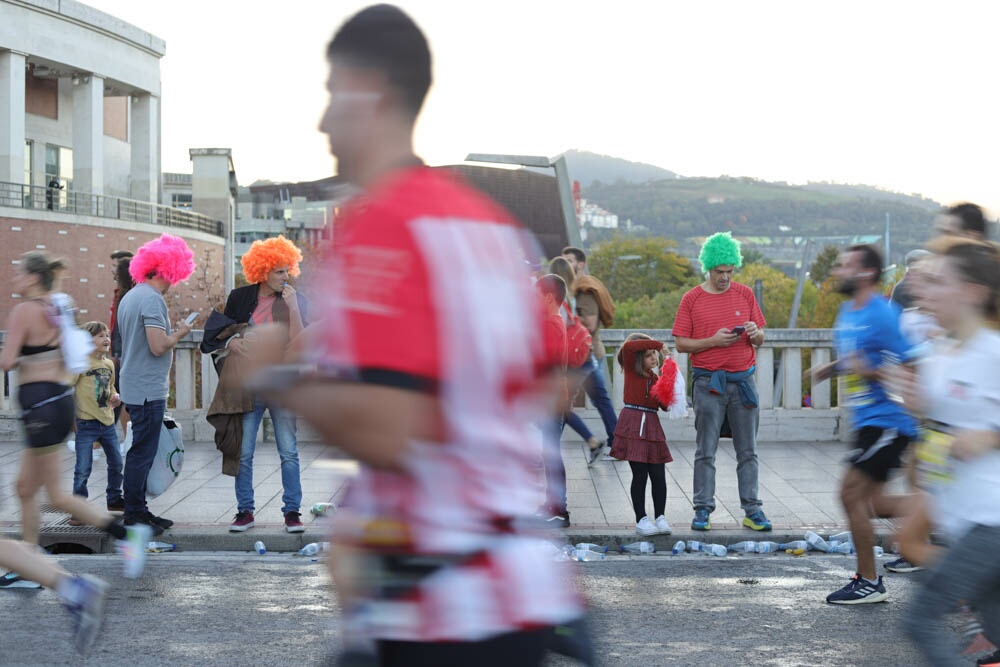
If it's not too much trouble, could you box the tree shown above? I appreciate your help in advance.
[737,262,818,328]
[806,276,847,329]
[741,247,772,266]
[809,244,840,285]
[587,236,695,302]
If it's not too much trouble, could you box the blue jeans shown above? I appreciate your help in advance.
[123,399,166,517]
[73,418,123,503]
[583,353,617,449]
[541,416,566,513]
[235,398,301,514]
[563,410,594,441]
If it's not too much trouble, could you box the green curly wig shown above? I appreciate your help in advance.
[699,232,743,273]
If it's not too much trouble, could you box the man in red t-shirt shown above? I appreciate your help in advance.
[245,6,585,665]
[672,232,771,533]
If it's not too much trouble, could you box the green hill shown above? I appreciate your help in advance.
[583,176,940,268]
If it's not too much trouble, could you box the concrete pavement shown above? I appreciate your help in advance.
[0,435,902,553]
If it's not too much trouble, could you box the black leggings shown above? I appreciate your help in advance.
[18,382,74,449]
[629,461,666,523]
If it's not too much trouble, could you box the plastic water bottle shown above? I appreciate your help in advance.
[728,541,758,553]
[829,541,855,554]
[253,541,266,555]
[828,531,852,545]
[699,543,728,557]
[873,546,884,557]
[779,541,810,552]
[572,548,606,562]
[620,541,655,554]
[804,531,830,552]
[574,543,609,554]
[671,540,686,555]
[310,502,335,517]
[297,542,328,557]
[146,541,176,553]
[755,541,782,554]
[687,540,703,553]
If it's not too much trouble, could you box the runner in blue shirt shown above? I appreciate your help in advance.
[811,244,917,605]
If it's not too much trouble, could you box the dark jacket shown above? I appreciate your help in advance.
[200,283,309,357]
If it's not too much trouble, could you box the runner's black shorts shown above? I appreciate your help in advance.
[848,426,911,482]
[18,382,74,451]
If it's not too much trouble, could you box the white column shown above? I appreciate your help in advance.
[72,74,104,194]
[130,93,159,202]
[0,51,26,184]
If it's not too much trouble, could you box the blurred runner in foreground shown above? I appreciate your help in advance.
[247,5,586,665]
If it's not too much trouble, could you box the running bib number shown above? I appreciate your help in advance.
[915,424,955,490]
[843,373,874,408]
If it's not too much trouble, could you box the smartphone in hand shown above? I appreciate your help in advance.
[184,312,199,326]
[731,326,746,335]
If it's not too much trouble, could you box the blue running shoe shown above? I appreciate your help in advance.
[825,573,888,605]
[60,574,109,654]
[691,509,711,531]
[742,510,772,532]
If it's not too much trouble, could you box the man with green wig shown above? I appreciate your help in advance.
[672,232,771,532]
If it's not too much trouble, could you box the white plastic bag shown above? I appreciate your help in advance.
[146,417,184,497]
[50,292,93,374]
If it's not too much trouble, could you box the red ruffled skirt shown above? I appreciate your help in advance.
[609,406,672,464]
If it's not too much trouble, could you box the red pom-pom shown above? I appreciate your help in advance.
[650,358,678,408]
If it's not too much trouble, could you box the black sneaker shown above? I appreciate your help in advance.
[0,571,42,589]
[123,514,164,537]
[144,512,174,530]
[826,573,888,605]
[978,650,1000,667]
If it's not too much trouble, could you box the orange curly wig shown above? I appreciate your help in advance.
[240,236,303,284]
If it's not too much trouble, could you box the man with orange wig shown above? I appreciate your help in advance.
[202,235,308,533]
[117,233,195,534]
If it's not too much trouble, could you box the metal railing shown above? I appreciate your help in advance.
[0,181,224,237]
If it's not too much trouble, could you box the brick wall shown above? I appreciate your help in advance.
[0,216,226,327]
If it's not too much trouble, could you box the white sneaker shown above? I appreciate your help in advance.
[118,524,152,579]
[654,515,672,535]
[636,516,658,536]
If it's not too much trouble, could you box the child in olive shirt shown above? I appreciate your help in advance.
[72,322,124,512]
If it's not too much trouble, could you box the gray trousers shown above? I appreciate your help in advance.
[692,376,762,514]
[904,523,1000,666]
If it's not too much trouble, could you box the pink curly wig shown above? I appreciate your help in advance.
[129,234,196,285]
[240,236,303,284]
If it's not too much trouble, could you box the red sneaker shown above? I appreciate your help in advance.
[284,511,305,533]
[229,510,255,532]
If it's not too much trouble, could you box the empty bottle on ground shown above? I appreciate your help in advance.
[829,542,855,554]
[310,502,335,517]
[572,549,606,562]
[620,542,655,554]
[779,541,810,551]
[804,531,830,552]
[728,541,758,553]
[297,542,330,557]
[671,541,686,555]
[755,541,782,553]
[687,540,702,553]
[254,541,266,555]
[574,543,609,554]
[699,543,728,557]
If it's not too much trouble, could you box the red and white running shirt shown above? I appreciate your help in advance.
[312,166,582,642]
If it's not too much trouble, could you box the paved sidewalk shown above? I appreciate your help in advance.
[0,437,901,552]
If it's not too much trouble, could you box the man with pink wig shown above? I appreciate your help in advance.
[116,234,195,534]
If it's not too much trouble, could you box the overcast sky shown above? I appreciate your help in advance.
[86,0,1000,214]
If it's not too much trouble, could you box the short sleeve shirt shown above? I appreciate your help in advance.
[311,166,582,641]
[671,282,765,372]
[74,356,116,425]
[117,282,172,404]
[833,295,916,435]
